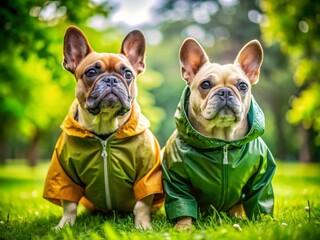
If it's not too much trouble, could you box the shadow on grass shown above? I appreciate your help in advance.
[0,177,43,189]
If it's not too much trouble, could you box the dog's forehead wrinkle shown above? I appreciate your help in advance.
[197,63,240,78]
[79,55,130,78]
[97,54,121,71]
[194,63,248,88]
[197,63,222,76]
[216,65,248,86]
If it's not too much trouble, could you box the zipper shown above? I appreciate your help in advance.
[219,144,229,209]
[223,145,229,164]
[100,137,112,210]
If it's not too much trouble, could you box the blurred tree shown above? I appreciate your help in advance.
[261,0,320,161]
[152,0,298,159]
[0,0,164,165]
[0,0,113,165]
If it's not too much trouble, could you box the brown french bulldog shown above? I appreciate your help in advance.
[43,26,164,230]
[162,37,275,231]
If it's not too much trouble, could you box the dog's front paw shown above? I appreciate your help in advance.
[53,212,77,230]
[228,203,246,219]
[52,201,78,230]
[175,217,192,231]
[133,198,153,230]
[134,215,152,230]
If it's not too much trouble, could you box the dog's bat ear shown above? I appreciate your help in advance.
[234,40,263,85]
[63,26,92,73]
[120,30,146,75]
[179,38,209,84]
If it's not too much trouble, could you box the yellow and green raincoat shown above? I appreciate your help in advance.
[43,100,164,212]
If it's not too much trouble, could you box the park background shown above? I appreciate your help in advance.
[0,0,320,239]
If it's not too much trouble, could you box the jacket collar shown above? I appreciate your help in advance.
[61,99,149,139]
[174,86,265,149]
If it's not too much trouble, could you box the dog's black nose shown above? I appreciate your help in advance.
[217,88,233,98]
[104,76,119,87]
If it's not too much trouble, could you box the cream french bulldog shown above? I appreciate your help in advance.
[162,38,276,231]
[43,26,164,230]
[181,39,263,141]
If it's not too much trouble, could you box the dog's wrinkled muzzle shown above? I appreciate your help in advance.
[201,87,242,122]
[86,76,132,115]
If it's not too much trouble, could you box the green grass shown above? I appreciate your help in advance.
[0,160,319,240]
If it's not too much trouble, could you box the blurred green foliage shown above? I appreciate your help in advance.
[0,1,114,164]
[0,0,319,163]
[261,0,320,159]
[153,0,300,160]
[151,0,319,161]
[0,0,164,164]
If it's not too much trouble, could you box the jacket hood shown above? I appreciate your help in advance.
[61,99,150,139]
[174,86,265,149]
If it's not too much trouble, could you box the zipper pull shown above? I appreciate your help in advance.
[223,145,228,164]
[101,140,107,159]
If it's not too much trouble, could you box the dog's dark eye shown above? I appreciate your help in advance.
[124,70,133,81]
[200,81,212,90]
[85,69,97,79]
[238,82,248,92]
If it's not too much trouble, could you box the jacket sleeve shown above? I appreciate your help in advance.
[133,130,165,210]
[43,134,85,206]
[162,137,198,221]
[242,140,276,219]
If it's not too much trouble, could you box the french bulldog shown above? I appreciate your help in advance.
[180,39,264,141]
[43,26,164,230]
[162,38,276,230]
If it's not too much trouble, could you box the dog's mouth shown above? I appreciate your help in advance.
[86,82,132,116]
[202,96,242,123]
[207,105,238,120]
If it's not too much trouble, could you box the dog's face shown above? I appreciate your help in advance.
[179,39,263,139]
[63,26,145,118]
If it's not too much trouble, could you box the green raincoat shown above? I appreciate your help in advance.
[162,87,276,221]
[43,100,164,212]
